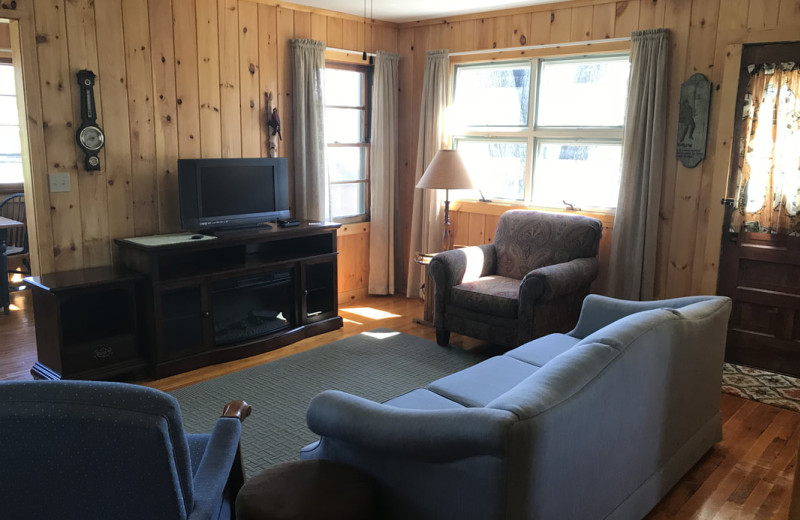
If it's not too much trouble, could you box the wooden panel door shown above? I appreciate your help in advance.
[717,230,800,376]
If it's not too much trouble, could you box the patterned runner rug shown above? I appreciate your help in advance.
[722,363,800,412]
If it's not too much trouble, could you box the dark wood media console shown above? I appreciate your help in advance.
[115,221,342,378]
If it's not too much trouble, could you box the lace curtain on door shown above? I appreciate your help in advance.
[732,63,800,235]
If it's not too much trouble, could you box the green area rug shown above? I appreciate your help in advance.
[170,329,488,475]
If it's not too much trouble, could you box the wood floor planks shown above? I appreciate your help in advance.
[1,288,800,517]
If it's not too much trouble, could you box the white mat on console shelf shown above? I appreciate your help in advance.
[120,233,217,247]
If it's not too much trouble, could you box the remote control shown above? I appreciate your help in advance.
[277,218,300,228]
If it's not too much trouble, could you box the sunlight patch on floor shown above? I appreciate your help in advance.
[360,331,401,340]
[340,307,402,320]
[342,317,363,325]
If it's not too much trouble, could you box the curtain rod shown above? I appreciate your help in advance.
[449,36,631,57]
[327,46,377,57]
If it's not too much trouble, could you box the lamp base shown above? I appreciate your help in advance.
[442,199,454,251]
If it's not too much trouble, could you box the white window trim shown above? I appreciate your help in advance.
[451,53,628,213]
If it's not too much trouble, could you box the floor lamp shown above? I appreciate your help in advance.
[416,149,474,251]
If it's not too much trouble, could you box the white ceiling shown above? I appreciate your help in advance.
[297,0,554,24]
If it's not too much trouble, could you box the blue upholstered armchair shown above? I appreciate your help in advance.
[0,381,251,520]
[429,210,602,348]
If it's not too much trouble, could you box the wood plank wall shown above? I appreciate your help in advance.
[7,0,396,303]
[396,0,800,298]
[0,21,9,59]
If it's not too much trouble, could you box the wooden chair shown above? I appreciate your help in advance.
[0,192,29,276]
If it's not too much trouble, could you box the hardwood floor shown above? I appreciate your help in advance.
[2,288,799,518]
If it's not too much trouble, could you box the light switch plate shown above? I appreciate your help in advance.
[49,172,71,193]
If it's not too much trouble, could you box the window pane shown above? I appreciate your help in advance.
[0,96,19,125]
[537,58,630,127]
[325,108,363,143]
[0,153,22,184]
[531,141,622,209]
[453,63,531,127]
[324,68,363,107]
[455,139,526,201]
[327,146,366,182]
[0,126,22,155]
[331,182,366,219]
[0,65,15,96]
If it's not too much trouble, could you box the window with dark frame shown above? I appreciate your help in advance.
[324,62,372,223]
[450,54,630,211]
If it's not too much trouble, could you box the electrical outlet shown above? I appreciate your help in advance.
[49,172,71,193]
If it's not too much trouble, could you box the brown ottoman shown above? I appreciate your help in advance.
[235,459,377,520]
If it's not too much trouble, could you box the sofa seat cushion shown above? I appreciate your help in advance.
[505,334,581,367]
[450,275,520,319]
[428,356,539,407]
[383,389,465,410]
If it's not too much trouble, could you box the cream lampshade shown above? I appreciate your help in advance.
[416,149,474,251]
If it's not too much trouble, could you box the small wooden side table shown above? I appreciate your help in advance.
[25,267,147,381]
[413,252,437,327]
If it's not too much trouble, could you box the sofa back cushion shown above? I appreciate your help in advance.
[494,210,602,280]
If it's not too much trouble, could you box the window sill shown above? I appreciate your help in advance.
[450,199,615,225]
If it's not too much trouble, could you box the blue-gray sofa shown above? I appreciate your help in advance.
[301,295,732,520]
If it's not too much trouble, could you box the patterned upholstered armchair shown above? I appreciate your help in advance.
[429,210,602,348]
[0,380,251,520]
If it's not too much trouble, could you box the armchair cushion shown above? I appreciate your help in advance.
[450,275,520,319]
[494,210,602,279]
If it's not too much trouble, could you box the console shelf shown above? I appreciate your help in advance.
[116,221,342,378]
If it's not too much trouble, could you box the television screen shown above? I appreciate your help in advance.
[200,166,277,218]
[179,158,290,231]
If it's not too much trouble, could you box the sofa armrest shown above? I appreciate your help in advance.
[306,390,514,463]
[429,244,497,326]
[519,257,598,308]
[568,294,717,339]
[188,417,243,520]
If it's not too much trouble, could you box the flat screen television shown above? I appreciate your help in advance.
[178,157,290,231]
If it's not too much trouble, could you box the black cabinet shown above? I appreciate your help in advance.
[116,221,342,377]
[26,267,146,381]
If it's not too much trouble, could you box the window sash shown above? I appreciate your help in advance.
[451,54,628,210]
[324,62,372,222]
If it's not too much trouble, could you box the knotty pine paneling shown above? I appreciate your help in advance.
[0,22,9,55]
[395,0,800,298]
[337,223,370,303]
[11,0,396,299]
[149,0,181,235]
[64,0,110,266]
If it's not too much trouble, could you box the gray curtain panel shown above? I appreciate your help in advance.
[406,49,450,298]
[607,29,670,300]
[368,51,400,295]
[291,39,329,221]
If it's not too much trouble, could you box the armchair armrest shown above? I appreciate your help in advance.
[306,390,514,463]
[568,294,715,339]
[429,244,496,326]
[222,400,252,422]
[188,400,250,520]
[519,257,598,308]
